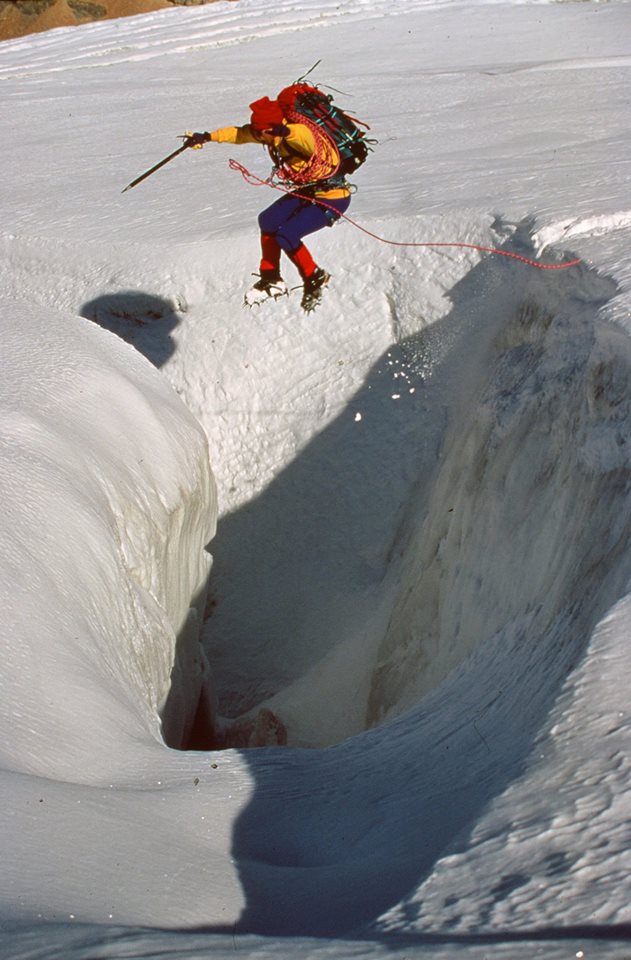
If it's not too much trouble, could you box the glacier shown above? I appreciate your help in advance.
[1,0,630,958]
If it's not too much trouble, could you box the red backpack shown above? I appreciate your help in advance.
[276,82,372,184]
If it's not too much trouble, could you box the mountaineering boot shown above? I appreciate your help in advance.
[244,271,288,307]
[301,267,330,313]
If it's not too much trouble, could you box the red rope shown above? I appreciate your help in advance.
[228,159,581,272]
[273,110,340,185]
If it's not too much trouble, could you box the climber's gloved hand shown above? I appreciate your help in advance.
[183,131,212,149]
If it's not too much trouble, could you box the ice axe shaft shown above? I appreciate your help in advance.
[122,141,190,193]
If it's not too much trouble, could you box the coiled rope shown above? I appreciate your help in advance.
[229,158,581,271]
[272,111,341,185]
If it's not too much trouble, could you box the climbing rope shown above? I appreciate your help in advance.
[228,159,581,271]
[271,111,341,186]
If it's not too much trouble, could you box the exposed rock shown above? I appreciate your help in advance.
[0,0,229,42]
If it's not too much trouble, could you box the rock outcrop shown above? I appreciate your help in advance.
[0,0,228,42]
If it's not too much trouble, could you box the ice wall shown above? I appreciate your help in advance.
[368,255,631,727]
[206,232,630,753]
[0,299,216,781]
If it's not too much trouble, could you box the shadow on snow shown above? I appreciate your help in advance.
[196,231,631,937]
[80,290,181,368]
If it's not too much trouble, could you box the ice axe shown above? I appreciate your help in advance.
[121,132,208,193]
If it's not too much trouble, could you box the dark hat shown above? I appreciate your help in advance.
[249,96,284,131]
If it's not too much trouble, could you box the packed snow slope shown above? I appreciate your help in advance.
[1,1,631,958]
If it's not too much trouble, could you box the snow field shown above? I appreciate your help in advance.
[1,0,631,955]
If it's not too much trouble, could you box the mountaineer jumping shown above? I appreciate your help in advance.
[186,86,370,313]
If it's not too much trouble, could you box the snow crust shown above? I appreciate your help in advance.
[1,0,631,957]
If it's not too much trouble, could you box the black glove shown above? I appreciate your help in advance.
[184,131,212,149]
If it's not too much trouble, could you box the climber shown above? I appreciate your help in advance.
[187,95,352,313]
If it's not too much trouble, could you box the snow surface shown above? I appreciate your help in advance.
[1,0,631,957]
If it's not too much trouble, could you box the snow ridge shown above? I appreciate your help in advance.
[0,0,479,78]
[0,298,216,779]
[0,0,590,78]
[535,210,631,251]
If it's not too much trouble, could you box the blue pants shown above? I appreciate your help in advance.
[258,192,351,254]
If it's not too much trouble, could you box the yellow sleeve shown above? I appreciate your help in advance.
[209,125,259,145]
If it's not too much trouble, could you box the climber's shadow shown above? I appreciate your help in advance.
[80,290,182,367]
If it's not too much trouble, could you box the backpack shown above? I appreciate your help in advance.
[276,82,372,184]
